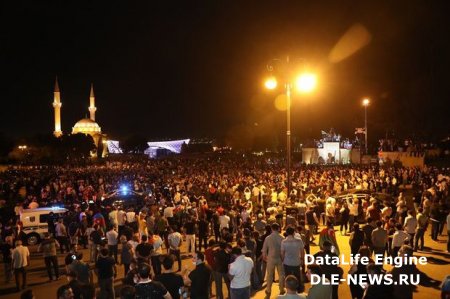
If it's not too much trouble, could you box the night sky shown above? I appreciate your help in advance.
[1,1,449,143]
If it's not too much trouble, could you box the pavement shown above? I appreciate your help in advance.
[0,227,448,299]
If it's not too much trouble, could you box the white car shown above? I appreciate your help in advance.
[20,207,68,245]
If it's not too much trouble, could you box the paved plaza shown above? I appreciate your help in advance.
[1,226,448,299]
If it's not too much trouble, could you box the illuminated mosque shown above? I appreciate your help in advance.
[52,77,108,157]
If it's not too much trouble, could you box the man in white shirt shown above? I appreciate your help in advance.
[11,240,30,291]
[404,210,418,247]
[108,207,118,230]
[229,246,254,299]
[117,208,126,236]
[219,212,231,230]
[392,223,409,257]
[106,226,119,263]
[168,226,183,271]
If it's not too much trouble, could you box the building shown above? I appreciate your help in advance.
[52,78,107,157]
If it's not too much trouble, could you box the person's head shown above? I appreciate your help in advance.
[193,251,204,265]
[20,289,35,299]
[162,255,175,271]
[129,259,137,270]
[285,275,299,293]
[5,235,13,245]
[285,226,295,236]
[231,246,242,256]
[271,223,280,232]
[367,217,373,224]
[219,241,227,250]
[376,221,383,228]
[141,235,147,243]
[208,239,216,247]
[120,285,136,299]
[367,263,381,275]
[358,246,371,259]
[398,245,414,257]
[57,285,74,299]
[15,240,22,247]
[395,223,403,230]
[138,263,152,280]
[322,240,332,251]
[418,207,423,214]
[99,248,109,257]
[307,264,323,281]
[353,223,360,231]
[265,225,272,234]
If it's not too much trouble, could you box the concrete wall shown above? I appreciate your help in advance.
[378,151,425,168]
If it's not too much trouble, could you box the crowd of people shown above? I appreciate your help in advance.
[0,155,449,299]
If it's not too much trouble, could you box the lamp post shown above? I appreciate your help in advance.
[265,56,317,196]
[362,98,370,154]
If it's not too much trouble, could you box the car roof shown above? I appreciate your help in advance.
[21,207,68,213]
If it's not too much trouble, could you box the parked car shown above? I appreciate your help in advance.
[20,207,68,245]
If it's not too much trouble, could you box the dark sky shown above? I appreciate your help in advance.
[1,1,449,143]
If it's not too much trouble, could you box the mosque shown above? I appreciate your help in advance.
[52,77,108,157]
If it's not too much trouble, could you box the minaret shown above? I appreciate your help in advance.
[52,76,63,137]
[89,83,97,121]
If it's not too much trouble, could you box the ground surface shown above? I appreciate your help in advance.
[0,227,448,298]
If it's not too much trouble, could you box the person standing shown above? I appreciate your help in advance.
[149,231,164,276]
[120,235,134,275]
[183,216,196,256]
[403,210,417,248]
[1,236,14,283]
[213,242,231,299]
[281,226,304,293]
[11,240,30,292]
[305,206,320,242]
[349,223,365,255]
[168,226,182,271]
[414,207,428,251]
[106,226,119,263]
[95,248,117,299]
[306,265,332,299]
[38,233,60,281]
[262,223,285,299]
[68,253,92,285]
[229,246,254,299]
[371,221,388,257]
[154,255,184,299]
[135,263,171,299]
[277,275,307,299]
[55,218,70,254]
[183,252,212,299]
[198,215,209,251]
[391,223,409,257]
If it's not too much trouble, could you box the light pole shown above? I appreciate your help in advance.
[265,56,317,196]
[362,98,370,154]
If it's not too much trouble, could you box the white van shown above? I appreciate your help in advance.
[20,207,68,245]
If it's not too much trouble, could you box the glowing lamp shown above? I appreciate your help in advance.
[296,73,317,92]
[362,98,370,106]
[265,77,277,90]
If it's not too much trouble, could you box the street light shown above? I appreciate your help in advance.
[264,56,317,196]
[362,98,370,154]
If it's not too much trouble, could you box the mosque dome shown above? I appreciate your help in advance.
[72,118,102,135]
